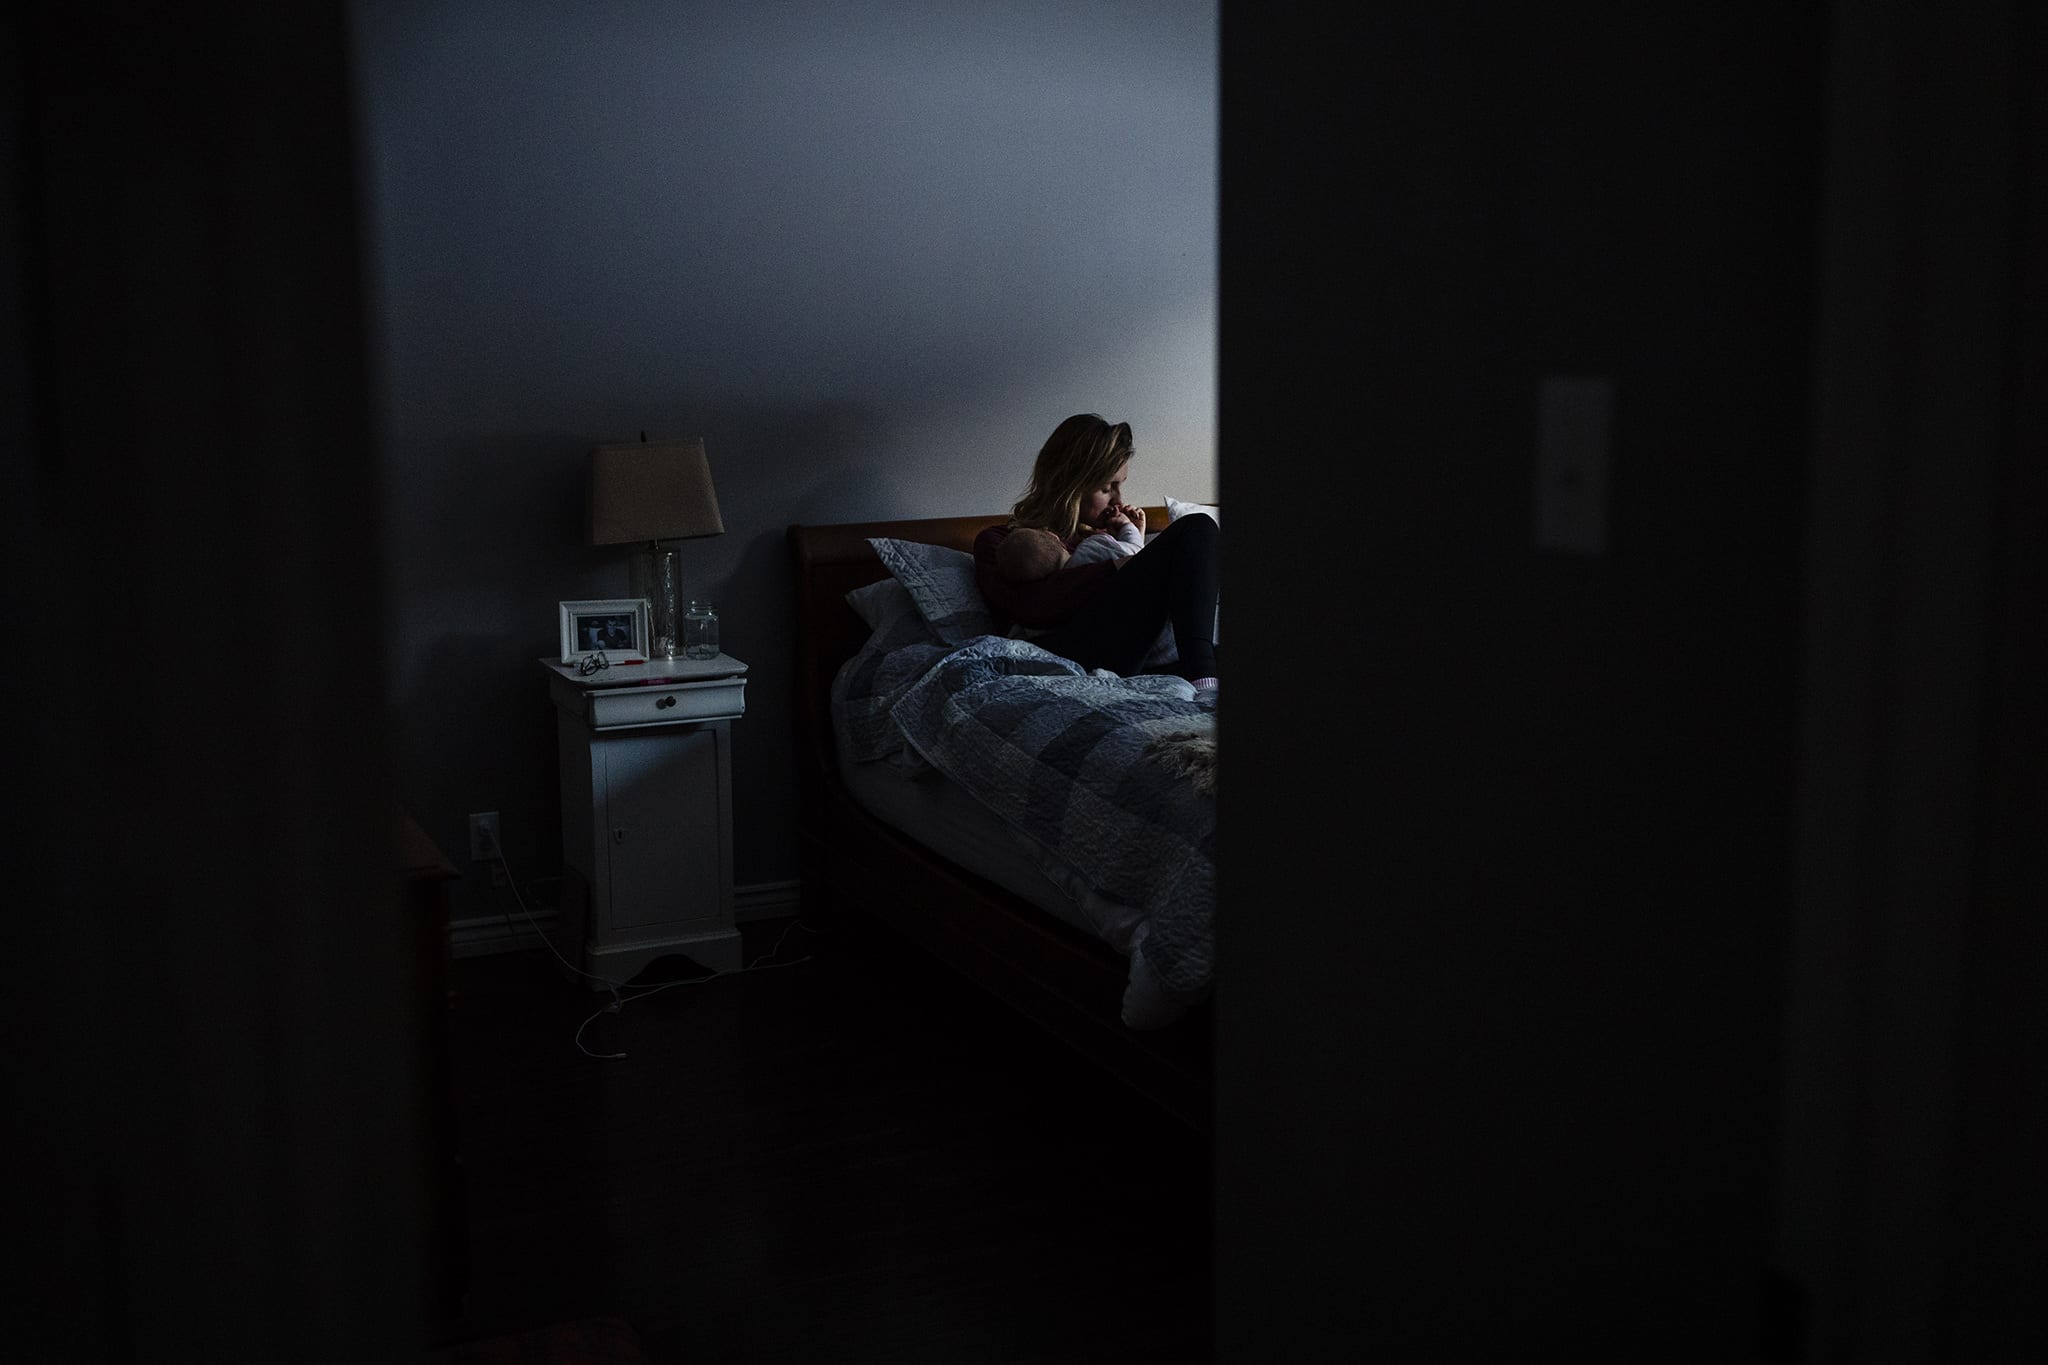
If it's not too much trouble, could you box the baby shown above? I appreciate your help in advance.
[995,526,1073,582]
[995,516,1177,669]
[995,516,1145,583]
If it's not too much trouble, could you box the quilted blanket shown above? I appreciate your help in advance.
[833,629,1217,1004]
[831,630,1212,1002]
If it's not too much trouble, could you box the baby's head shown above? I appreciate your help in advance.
[997,527,1070,582]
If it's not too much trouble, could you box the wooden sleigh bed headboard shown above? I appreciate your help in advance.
[784,508,1209,1132]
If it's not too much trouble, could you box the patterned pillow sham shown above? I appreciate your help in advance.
[844,575,919,633]
[866,537,1001,646]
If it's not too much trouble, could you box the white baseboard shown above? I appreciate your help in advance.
[448,878,803,958]
[448,907,560,959]
[735,878,803,924]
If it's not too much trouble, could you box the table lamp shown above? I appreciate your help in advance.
[588,437,725,658]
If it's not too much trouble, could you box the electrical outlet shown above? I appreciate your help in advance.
[468,811,500,862]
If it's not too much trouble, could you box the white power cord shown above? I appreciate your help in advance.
[481,826,826,1059]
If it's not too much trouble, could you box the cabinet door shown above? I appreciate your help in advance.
[595,726,728,931]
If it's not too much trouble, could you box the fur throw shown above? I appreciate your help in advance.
[1145,726,1217,797]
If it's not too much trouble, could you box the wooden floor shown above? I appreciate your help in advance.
[427,916,1214,1363]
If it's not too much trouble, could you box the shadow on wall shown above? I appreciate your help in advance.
[388,429,594,598]
[391,626,561,922]
[660,397,923,525]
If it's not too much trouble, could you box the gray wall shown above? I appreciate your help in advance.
[348,0,1217,915]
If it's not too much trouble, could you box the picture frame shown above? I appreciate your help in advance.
[559,598,649,666]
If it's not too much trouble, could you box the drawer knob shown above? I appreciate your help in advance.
[656,695,677,709]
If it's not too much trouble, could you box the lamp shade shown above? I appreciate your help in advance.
[587,438,725,545]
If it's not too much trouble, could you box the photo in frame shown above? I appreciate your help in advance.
[559,598,649,666]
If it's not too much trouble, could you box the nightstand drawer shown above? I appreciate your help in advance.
[588,677,746,729]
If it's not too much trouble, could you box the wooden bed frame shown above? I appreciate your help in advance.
[787,510,1212,1132]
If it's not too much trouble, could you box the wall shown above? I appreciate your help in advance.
[1218,4,1826,1357]
[347,0,1218,916]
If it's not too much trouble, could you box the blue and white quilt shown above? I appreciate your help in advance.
[833,622,1217,1006]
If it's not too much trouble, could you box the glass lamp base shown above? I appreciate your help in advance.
[630,543,683,660]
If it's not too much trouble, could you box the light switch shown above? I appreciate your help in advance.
[1533,374,1614,555]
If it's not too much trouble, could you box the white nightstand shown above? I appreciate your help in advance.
[541,652,748,986]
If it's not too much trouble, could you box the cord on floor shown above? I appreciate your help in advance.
[483,830,828,1059]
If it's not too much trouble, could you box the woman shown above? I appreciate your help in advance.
[973,413,1219,689]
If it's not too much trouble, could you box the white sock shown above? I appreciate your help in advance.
[1191,676,1218,690]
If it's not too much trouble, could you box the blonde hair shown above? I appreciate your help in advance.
[1009,413,1133,539]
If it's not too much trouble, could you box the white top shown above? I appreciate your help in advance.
[1067,522,1143,567]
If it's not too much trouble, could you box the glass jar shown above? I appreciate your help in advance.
[682,599,719,659]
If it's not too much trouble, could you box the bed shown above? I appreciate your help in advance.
[787,509,1214,1131]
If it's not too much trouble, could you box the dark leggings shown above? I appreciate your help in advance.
[1037,512,1218,681]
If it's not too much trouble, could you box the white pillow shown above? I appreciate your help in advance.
[844,576,916,632]
[867,537,1001,645]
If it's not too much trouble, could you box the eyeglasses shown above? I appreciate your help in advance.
[577,651,612,676]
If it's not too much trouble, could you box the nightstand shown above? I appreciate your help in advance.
[541,653,748,986]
